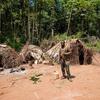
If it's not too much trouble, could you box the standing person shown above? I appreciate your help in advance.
[59,41,71,79]
[76,40,84,65]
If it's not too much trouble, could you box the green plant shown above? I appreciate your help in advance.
[30,73,43,84]
[86,40,100,52]
[52,33,69,41]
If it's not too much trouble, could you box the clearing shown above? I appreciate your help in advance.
[0,54,100,100]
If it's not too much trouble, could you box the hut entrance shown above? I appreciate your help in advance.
[78,47,84,65]
[0,55,3,67]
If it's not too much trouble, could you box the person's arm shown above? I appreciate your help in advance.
[64,48,71,55]
[64,52,71,55]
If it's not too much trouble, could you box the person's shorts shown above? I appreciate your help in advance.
[65,61,70,67]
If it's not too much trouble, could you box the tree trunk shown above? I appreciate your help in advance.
[28,11,31,43]
[32,15,35,43]
[51,28,54,37]
[0,13,1,34]
[67,4,73,35]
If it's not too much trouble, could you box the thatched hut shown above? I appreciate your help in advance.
[0,44,22,68]
[20,44,44,64]
[46,39,93,65]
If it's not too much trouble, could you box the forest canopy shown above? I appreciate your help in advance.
[0,0,100,50]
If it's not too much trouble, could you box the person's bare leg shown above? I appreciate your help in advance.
[66,64,71,79]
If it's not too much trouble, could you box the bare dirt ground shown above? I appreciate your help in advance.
[0,53,100,100]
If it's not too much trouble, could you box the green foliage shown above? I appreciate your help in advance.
[53,33,68,41]
[86,40,100,52]
[2,33,27,51]
[5,37,23,51]
[72,32,87,39]
[52,32,81,42]
[0,0,100,50]
[30,73,43,84]
[52,31,88,42]
[96,41,100,52]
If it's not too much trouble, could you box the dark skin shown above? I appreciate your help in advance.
[59,41,71,61]
[59,41,71,79]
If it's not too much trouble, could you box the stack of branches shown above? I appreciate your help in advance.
[46,39,78,64]
[0,44,22,68]
[46,39,93,65]
[46,42,61,63]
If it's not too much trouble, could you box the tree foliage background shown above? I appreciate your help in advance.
[0,0,100,50]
